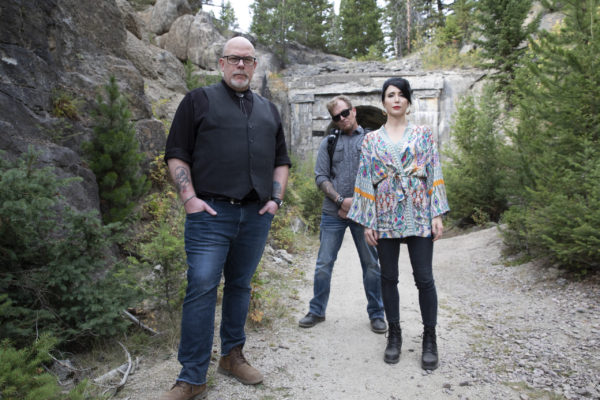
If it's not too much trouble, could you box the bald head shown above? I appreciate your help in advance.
[219,37,257,91]
[222,36,255,57]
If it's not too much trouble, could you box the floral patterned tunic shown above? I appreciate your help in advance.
[348,124,450,238]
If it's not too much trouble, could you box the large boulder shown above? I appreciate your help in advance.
[147,0,193,35]
[125,31,187,93]
[186,12,226,70]
[159,11,224,70]
[116,0,144,40]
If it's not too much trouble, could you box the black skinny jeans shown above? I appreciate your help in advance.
[376,236,437,328]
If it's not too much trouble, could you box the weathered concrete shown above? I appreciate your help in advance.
[280,62,485,158]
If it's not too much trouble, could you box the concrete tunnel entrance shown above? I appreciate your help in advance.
[323,105,387,135]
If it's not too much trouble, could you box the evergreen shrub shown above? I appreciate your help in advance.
[0,335,100,400]
[0,149,138,346]
[444,84,509,225]
[501,0,600,272]
[83,76,149,223]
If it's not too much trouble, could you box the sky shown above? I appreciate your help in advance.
[203,0,345,33]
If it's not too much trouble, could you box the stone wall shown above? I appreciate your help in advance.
[280,62,485,159]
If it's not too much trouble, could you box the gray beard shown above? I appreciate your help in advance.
[229,78,249,90]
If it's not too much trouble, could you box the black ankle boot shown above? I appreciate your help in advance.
[421,326,439,370]
[384,322,402,364]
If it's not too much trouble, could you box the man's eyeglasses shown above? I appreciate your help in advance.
[223,55,256,66]
[332,108,351,122]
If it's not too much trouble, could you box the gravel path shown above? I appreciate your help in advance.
[116,227,600,400]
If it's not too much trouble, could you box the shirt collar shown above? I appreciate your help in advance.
[221,80,252,100]
[341,125,364,136]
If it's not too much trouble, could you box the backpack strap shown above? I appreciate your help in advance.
[326,128,341,179]
[326,126,371,179]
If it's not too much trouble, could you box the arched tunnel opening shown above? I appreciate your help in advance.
[323,105,386,134]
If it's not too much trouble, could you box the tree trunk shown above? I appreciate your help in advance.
[407,0,411,53]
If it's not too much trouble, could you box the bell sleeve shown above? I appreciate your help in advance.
[424,127,450,218]
[348,135,378,229]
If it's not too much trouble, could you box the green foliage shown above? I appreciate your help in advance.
[383,0,449,58]
[421,3,477,68]
[130,154,187,312]
[51,89,80,120]
[0,148,138,346]
[473,0,539,104]
[250,0,333,62]
[128,0,155,11]
[135,219,186,311]
[447,0,476,47]
[444,84,509,225]
[0,335,101,400]
[212,0,239,34]
[265,155,322,251]
[285,0,334,52]
[289,156,322,233]
[83,76,149,223]
[339,0,384,58]
[184,61,221,91]
[421,41,479,70]
[501,0,600,271]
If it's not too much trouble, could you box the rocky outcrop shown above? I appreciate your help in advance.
[147,0,192,35]
[116,0,144,40]
[0,0,165,211]
[157,12,224,70]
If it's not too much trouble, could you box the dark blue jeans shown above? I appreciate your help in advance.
[308,213,384,320]
[177,200,274,386]
[376,237,437,328]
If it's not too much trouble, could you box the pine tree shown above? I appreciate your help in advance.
[251,0,333,62]
[325,11,344,55]
[0,149,137,345]
[216,0,239,33]
[384,0,409,58]
[444,84,509,225]
[473,0,539,104]
[339,0,384,58]
[84,76,149,223]
[285,0,333,51]
[384,0,448,58]
[504,0,600,271]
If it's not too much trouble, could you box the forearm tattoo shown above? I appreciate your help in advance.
[174,165,191,193]
[319,181,340,202]
[272,181,282,198]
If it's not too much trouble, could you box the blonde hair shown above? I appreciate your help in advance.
[326,95,353,116]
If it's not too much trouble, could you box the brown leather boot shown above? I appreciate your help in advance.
[159,381,207,400]
[217,345,263,385]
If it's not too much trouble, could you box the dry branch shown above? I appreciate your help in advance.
[122,309,159,335]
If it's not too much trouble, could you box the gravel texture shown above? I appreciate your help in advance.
[115,226,600,400]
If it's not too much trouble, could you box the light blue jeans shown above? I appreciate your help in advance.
[308,213,385,320]
[177,200,274,386]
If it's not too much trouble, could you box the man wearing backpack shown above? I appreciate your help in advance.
[298,95,386,334]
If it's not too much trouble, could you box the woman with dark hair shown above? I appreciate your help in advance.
[348,77,450,370]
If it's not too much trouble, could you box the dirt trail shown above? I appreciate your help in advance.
[116,227,600,400]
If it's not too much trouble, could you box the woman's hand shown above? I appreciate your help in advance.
[432,216,444,241]
[364,228,379,247]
